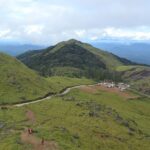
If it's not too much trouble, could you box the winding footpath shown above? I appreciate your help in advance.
[15,84,96,107]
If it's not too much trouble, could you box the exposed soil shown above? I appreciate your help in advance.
[26,109,36,123]
[21,130,58,150]
[21,110,58,150]
[80,86,98,94]
[80,85,139,99]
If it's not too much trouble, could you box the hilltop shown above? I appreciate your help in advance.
[18,39,134,80]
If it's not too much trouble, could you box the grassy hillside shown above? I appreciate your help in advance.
[0,53,53,104]
[116,65,150,95]
[46,76,95,93]
[77,41,133,69]
[0,53,94,105]
[17,39,133,80]
[17,39,149,95]
[0,85,149,150]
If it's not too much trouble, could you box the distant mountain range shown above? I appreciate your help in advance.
[92,42,150,65]
[0,44,44,56]
[0,41,150,65]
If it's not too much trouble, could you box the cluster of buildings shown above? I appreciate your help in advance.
[98,81,130,91]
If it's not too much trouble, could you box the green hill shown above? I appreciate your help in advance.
[0,46,149,149]
[17,39,134,80]
[0,53,53,104]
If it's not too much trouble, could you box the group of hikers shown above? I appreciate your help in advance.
[28,128,45,145]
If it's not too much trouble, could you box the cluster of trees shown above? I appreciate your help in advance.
[85,68,122,82]
[40,66,122,82]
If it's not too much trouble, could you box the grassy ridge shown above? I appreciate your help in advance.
[0,53,54,104]
[0,86,149,150]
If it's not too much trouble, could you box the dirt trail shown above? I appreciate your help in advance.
[0,83,144,108]
[15,84,89,107]
[26,109,36,123]
[21,130,58,150]
[21,110,58,150]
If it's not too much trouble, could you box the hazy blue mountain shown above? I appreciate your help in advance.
[0,44,45,56]
[92,42,150,65]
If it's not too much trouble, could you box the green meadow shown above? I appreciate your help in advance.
[0,81,149,150]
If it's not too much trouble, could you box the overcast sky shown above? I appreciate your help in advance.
[0,0,150,45]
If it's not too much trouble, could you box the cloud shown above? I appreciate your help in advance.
[0,0,150,44]
[91,27,150,41]
[74,30,86,38]
[0,29,11,38]
[24,25,44,35]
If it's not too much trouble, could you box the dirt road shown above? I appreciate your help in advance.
[15,84,90,107]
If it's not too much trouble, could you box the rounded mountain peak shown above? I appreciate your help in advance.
[66,39,82,44]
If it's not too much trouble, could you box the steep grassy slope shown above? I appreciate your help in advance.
[0,85,149,150]
[116,65,150,95]
[76,41,134,69]
[0,53,53,104]
[18,39,133,78]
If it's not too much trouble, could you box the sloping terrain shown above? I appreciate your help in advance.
[0,54,94,104]
[17,39,134,79]
[117,65,150,95]
[0,84,149,150]
[0,53,53,104]
[17,39,150,95]
[46,76,95,93]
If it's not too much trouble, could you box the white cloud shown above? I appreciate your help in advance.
[101,27,150,41]
[90,36,98,41]
[0,0,150,44]
[24,25,44,35]
[0,29,11,38]
[74,30,86,37]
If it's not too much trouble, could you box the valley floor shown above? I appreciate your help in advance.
[0,77,150,150]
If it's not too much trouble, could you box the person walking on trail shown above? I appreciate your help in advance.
[41,138,45,145]
[28,128,33,134]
